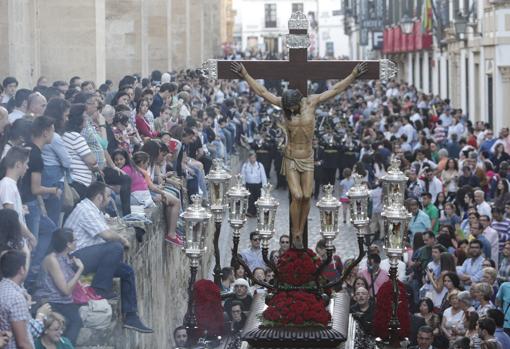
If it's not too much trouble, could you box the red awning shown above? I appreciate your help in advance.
[415,20,423,50]
[388,27,394,53]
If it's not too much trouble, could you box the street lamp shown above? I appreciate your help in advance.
[315,183,342,289]
[181,195,212,329]
[454,16,468,37]
[226,174,250,267]
[205,159,232,285]
[400,14,414,35]
[255,183,279,269]
[323,174,370,291]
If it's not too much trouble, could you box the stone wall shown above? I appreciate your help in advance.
[0,0,223,87]
[76,206,216,349]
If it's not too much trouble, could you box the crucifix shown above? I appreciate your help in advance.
[202,12,397,250]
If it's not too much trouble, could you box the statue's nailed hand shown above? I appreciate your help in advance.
[352,61,368,78]
[230,62,247,78]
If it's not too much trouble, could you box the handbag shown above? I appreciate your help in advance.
[72,282,103,304]
[79,299,112,329]
[62,174,79,212]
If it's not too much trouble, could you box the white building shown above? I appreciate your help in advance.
[346,0,510,132]
[232,0,350,58]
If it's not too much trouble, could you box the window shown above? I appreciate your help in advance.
[326,42,334,57]
[292,3,304,13]
[265,4,277,28]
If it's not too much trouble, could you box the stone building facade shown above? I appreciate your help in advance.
[232,0,349,58]
[0,0,225,87]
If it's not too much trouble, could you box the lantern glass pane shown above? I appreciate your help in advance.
[325,211,333,226]
[356,201,362,218]
[213,183,221,205]
[261,210,267,226]
[387,220,403,250]
[235,200,241,219]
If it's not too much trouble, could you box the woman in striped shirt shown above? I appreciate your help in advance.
[62,104,98,198]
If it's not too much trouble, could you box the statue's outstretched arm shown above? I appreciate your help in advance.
[231,62,282,108]
[309,61,368,105]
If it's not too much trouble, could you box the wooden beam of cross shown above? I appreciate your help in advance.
[202,12,397,96]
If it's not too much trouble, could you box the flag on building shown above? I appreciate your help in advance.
[421,0,433,33]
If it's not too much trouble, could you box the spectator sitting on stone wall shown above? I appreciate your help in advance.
[63,181,153,333]
[33,228,84,344]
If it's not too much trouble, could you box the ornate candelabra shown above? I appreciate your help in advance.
[323,174,370,290]
[255,184,280,277]
[315,184,341,288]
[379,158,411,348]
[205,159,232,285]
[226,175,250,268]
[181,195,212,329]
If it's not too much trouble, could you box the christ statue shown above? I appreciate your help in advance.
[231,61,368,249]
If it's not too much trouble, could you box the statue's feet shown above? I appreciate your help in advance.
[292,235,304,250]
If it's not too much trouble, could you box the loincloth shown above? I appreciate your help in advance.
[281,154,314,176]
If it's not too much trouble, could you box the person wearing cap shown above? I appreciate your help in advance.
[223,278,253,315]
[240,151,267,217]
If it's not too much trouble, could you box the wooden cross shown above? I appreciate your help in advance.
[202,12,397,96]
[202,12,396,250]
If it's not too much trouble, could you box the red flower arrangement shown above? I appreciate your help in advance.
[262,291,331,327]
[277,249,322,286]
[193,279,225,337]
[373,280,410,340]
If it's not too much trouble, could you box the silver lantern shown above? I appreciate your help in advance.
[381,202,412,259]
[180,195,212,266]
[316,184,341,250]
[381,157,407,209]
[348,173,370,234]
[205,159,232,222]
[226,174,250,237]
[255,183,279,249]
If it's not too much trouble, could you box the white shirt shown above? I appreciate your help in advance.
[448,122,465,140]
[241,161,267,185]
[483,226,499,266]
[0,177,26,226]
[380,258,407,281]
[418,177,443,203]
[398,123,416,145]
[64,198,109,251]
[8,109,24,124]
[440,113,453,127]
[477,201,492,219]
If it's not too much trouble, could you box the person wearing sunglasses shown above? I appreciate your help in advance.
[269,234,290,265]
[240,232,265,271]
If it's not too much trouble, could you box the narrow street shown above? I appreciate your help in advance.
[214,162,361,275]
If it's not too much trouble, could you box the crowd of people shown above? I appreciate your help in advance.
[0,59,509,349]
